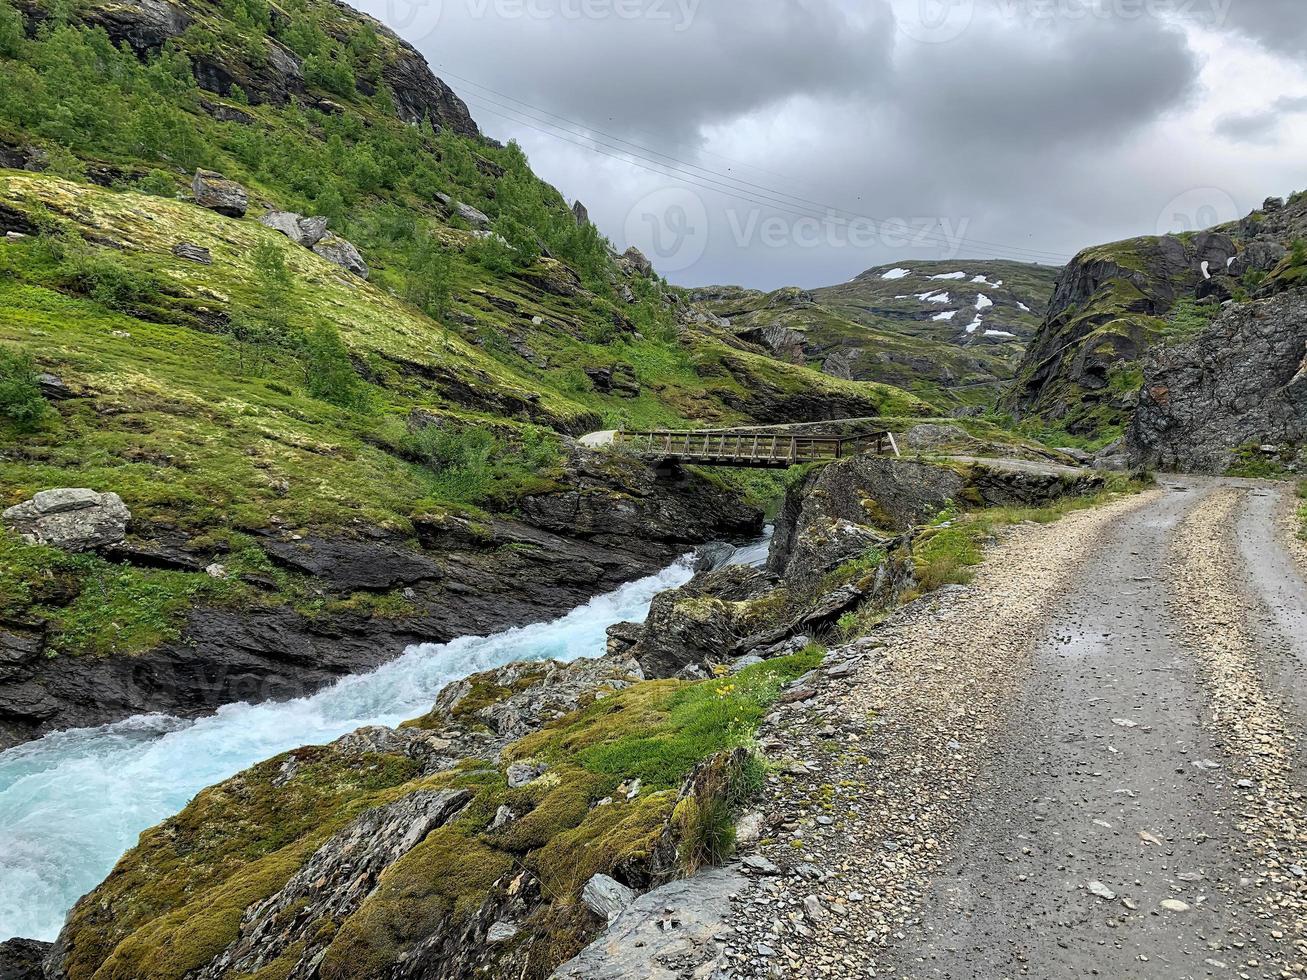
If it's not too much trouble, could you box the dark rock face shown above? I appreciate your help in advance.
[519,450,763,554]
[0,938,51,980]
[769,457,960,585]
[619,565,776,678]
[1128,290,1307,472]
[1006,234,1228,422]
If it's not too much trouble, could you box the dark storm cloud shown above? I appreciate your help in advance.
[374,0,899,146]
[893,16,1200,150]
[1215,95,1307,144]
[1207,0,1307,56]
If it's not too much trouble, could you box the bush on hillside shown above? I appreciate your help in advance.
[297,323,370,411]
[0,348,51,429]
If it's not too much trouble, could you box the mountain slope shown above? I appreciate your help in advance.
[691,260,1060,410]
[0,0,931,744]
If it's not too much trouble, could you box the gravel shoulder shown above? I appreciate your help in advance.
[718,478,1307,979]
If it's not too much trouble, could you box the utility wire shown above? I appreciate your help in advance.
[446,71,1072,265]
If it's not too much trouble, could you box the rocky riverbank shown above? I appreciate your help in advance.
[0,449,762,748]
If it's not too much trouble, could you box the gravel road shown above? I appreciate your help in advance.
[722,478,1307,980]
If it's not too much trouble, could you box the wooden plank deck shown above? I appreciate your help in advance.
[612,428,896,468]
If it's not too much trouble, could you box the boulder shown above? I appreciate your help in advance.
[581,874,635,923]
[171,242,212,264]
[191,169,247,218]
[258,210,307,244]
[436,192,491,230]
[311,233,369,279]
[506,760,548,788]
[296,215,329,248]
[2,489,130,552]
[35,373,75,400]
[572,200,590,227]
[259,211,329,248]
[621,246,654,277]
[551,867,745,979]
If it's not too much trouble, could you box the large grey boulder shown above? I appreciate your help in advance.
[191,170,248,218]
[259,211,330,248]
[3,489,130,552]
[436,192,491,230]
[551,867,745,979]
[312,233,369,279]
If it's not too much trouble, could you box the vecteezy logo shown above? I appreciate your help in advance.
[896,0,974,44]
[1156,187,1242,237]
[624,187,709,274]
[386,0,442,36]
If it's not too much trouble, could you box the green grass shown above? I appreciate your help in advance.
[1226,442,1298,480]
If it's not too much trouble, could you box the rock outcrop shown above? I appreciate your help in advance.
[1128,289,1307,472]
[190,169,247,218]
[2,488,130,552]
[311,232,369,279]
[12,0,478,136]
[259,210,329,248]
[551,867,747,979]
[0,938,50,980]
[1007,191,1307,439]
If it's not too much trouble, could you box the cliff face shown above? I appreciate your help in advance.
[11,0,479,135]
[1005,192,1307,447]
[1128,289,1307,473]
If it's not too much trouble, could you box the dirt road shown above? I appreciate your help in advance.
[724,478,1307,979]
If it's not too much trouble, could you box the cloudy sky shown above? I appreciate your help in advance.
[356,0,1307,289]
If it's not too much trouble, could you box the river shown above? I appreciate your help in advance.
[0,533,770,942]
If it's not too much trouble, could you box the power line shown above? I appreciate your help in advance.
[436,64,809,186]
[462,93,1068,265]
[446,70,1072,265]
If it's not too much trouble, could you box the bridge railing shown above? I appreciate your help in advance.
[612,429,892,466]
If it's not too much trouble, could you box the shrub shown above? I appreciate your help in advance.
[297,323,370,411]
[0,0,24,58]
[58,246,161,310]
[0,347,51,428]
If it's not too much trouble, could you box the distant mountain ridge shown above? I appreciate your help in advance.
[690,259,1061,409]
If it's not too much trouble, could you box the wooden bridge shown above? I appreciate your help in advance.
[596,428,899,469]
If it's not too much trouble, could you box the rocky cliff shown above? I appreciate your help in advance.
[1128,288,1307,473]
[1005,192,1307,452]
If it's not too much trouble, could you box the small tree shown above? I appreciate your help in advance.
[405,237,456,323]
[297,323,369,411]
[0,348,51,429]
